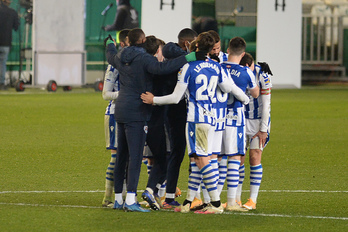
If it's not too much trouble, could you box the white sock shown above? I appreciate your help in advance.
[115,193,123,204]
[125,192,136,205]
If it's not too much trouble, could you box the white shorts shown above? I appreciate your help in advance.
[211,130,223,155]
[186,122,215,157]
[245,119,270,151]
[221,125,246,156]
[104,114,117,150]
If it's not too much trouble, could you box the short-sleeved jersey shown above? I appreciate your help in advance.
[178,59,226,126]
[221,62,257,127]
[245,65,272,119]
[104,65,120,115]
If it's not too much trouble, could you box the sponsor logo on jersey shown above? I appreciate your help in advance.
[238,133,243,138]
[190,131,194,137]
[110,126,114,132]
[144,126,148,134]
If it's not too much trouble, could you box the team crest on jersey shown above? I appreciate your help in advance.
[144,126,148,134]
[226,65,231,68]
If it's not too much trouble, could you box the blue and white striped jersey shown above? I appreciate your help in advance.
[221,61,257,127]
[104,65,120,115]
[178,58,227,126]
[214,51,229,131]
[218,51,228,63]
[245,65,272,119]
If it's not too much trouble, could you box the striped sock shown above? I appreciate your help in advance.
[227,159,241,205]
[236,164,245,203]
[250,164,263,203]
[200,163,219,202]
[187,162,202,202]
[217,156,227,195]
[158,181,166,198]
[104,153,116,200]
[142,159,153,176]
[201,182,210,204]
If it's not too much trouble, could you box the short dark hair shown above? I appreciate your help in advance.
[144,35,159,55]
[207,30,220,43]
[178,28,197,45]
[128,28,145,46]
[118,29,130,43]
[239,52,254,67]
[228,37,246,56]
[196,32,215,53]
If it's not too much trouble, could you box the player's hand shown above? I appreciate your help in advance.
[252,131,268,148]
[258,62,273,76]
[141,92,154,105]
[104,34,116,47]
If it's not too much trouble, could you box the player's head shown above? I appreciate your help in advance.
[239,52,255,71]
[118,29,130,47]
[189,40,197,52]
[144,35,159,56]
[1,0,11,6]
[227,36,246,57]
[207,30,221,57]
[118,0,130,6]
[128,28,146,46]
[177,28,198,52]
[195,32,215,54]
[144,36,166,61]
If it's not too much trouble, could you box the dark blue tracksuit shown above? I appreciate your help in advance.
[106,44,188,194]
[161,43,188,199]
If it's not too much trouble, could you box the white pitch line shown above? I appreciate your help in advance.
[0,189,347,194]
[0,202,347,221]
[223,211,348,221]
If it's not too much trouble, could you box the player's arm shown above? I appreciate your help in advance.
[247,68,259,98]
[141,82,187,105]
[102,65,119,100]
[218,69,249,105]
[252,73,272,148]
[259,73,272,133]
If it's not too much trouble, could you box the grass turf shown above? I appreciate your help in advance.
[0,86,347,231]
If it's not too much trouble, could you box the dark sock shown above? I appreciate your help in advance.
[183,199,192,207]
[165,198,174,203]
[211,200,221,208]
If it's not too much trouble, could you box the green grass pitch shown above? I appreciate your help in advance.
[0,86,347,231]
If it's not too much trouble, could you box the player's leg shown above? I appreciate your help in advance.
[235,155,245,205]
[142,123,166,210]
[123,121,150,212]
[102,114,117,207]
[243,146,262,210]
[113,122,128,209]
[164,101,187,206]
[224,126,248,212]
